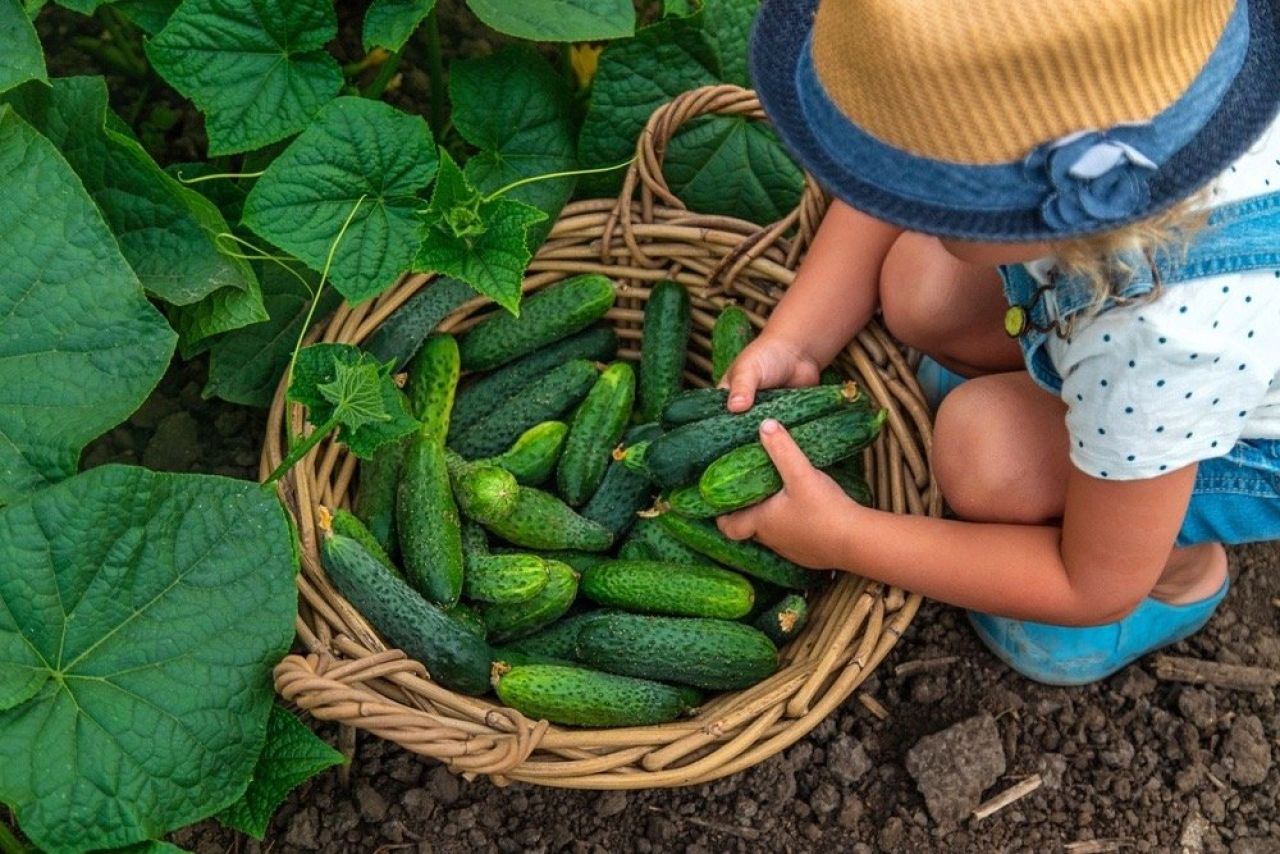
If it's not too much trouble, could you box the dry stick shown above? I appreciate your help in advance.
[894,655,959,678]
[647,807,761,841]
[972,774,1044,821]
[858,693,889,720]
[1153,655,1280,690]
[1063,840,1133,853]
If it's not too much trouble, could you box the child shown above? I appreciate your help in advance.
[719,0,1280,684]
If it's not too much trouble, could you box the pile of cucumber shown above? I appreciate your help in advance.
[319,274,885,727]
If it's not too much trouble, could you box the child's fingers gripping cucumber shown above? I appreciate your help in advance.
[660,387,790,428]
[557,361,636,505]
[635,280,692,424]
[580,559,755,619]
[493,664,701,727]
[655,512,819,590]
[710,305,756,385]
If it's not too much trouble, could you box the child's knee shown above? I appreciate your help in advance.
[879,233,964,351]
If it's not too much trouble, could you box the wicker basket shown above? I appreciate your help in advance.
[264,85,940,788]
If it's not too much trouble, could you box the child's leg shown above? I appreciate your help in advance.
[878,232,1023,377]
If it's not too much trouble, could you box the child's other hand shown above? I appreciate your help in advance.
[717,419,855,569]
[719,335,822,413]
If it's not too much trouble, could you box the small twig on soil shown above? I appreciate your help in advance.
[371,845,416,854]
[1153,655,1280,691]
[858,693,889,720]
[1063,840,1132,853]
[894,656,959,678]
[972,774,1043,821]
[661,811,761,841]
[1206,770,1228,790]
[1270,597,1280,609]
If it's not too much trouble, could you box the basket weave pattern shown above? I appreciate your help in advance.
[263,85,940,788]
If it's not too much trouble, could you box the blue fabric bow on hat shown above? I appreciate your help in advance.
[1025,127,1160,232]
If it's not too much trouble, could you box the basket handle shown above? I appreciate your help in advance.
[602,84,829,292]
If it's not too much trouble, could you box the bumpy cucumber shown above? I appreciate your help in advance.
[450,324,617,441]
[655,513,818,590]
[493,664,700,727]
[488,647,575,668]
[644,383,863,488]
[698,405,886,513]
[617,438,654,477]
[354,436,407,556]
[661,483,721,519]
[461,522,549,603]
[362,276,475,370]
[710,305,756,384]
[752,594,809,645]
[497,548,609,576]
[406,334,460,440]
[453,464,520,521]
[479,421,568,486]
[581,560,754,619]
[635,280,691,423]
[503,610,615,660]
[824,456,874,507]
[820,366,844,385]
[624,517,713,565]
[458,274,617,371]
[482,560,579,642]
[450,359,599,459]
[581,423,663,537]
[320,530,491,694]
[330,508,398,574]
[474,484,614,552]
[557,361,636,505]
[398,438,464,605]
[575,613,778,691]
[660,387,789,428]
[445,602,488,638]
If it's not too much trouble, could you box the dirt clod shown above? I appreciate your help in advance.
[905,712,1007,825]
[1221,715,1272,787]
[827,735,873,785]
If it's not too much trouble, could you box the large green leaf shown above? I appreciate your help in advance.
[362,0,435,52]
[243,97,437,304]
[451,46,576,249]
[0,106,175,505]
[289,344,418,458]
[3,77,259,308]
[663,116,804,223]
[0,0,46,95]
[702,0,759,87]
[167,273,269,358]
[0,465,297,852]
[146,0,342,155]
[204,264,341,407]
[217,705,344,839]
[114,0,181,34]
[467,0,633,42]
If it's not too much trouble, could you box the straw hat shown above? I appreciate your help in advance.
[750,0,1280,240]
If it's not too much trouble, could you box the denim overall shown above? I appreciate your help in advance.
[999,191,1280,547]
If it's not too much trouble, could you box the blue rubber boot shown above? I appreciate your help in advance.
[915,356,968,412]
[967,576,1230,686]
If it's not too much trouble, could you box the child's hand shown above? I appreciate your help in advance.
[719,335,822,413]
[717,419,857,569]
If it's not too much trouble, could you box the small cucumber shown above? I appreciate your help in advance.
[354,435,407,556]
[406,334,460,440]
[661,483,721,519]
[482,486,614,552]
[557,361,636,505]
[660,387,789,428]
[458,274,617,371]
[655,513,819,590]
[493,664,701,727]
[698,406,886,513]
[623,517,714,565]
[320,530,491,695]
[710,305,756,384]
[330,507,398,574]
[575,613,778,691]
[635,280,691,423]
[453,464,520,521]
[496,548,609,576]
[362,276,475,370]
[581,423,663,537]
[450,324,618,441]
[446,602,488,638]
[581,560,755,619]
[461,522,550,604]
[397,438,464,606]
[482,560,579,643]
[479,421,568,486]
[752,594,809,646]
[450,359,599,459]
[502,610,616,660]
[824,456,874,507]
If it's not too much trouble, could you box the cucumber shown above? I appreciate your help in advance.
[446,602,488,638]
[493,664,701,727]
[575,613,778,691]
[496,547,609,576]
[581,423,663,537]
[458,274,617,371]
[330,507,398,574]
[489,648,575,668]
[660,387,790,428]
[618,540,652,560]
[635,280,691,423]
[354,435,407,556]
[479,421,568,486]
[824,456,874,507]
[450,324,617,441]
[405,334,460,440]
[475,484,614,552]
[624,517,713,565]
[482,560,579,642]
[461,522,550,604]
[644,383,864,488]
[504,610,616,659]
[450,359,599,459]
[617,438,655,477]
[661,483,721,519]
[453,464,520,521]
[820,366,845,385]
[362,276,475,370]
[557,361,636,505]
[581,560,755,619]
[698,406,886,513]
[710,305,755,384]
[319,530,491,695]
[752,594,809,645]
[655,513,819,590]
[397,438,464,605]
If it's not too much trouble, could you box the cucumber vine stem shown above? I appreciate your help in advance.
[266,413,341,484]
[0,820,31,854]
[362,48,403,100]
[423,9,447,138]
[175,169,265,185]
[481,158,635,204]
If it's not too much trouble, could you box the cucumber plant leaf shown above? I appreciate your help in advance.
[0,106,175,505]
[466,0,634,42]
[216,705,344,840]
[701,0,759,86]
[0,465,297,853]
[288,343,417,458]
[450,46,576,249]
[243,97,437,304]
[0,0,47,95]
[414,150,546,315]
[146,0,342,155]
[362,0,435,52]
[167,273,270,358]
[114,0,182,34]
